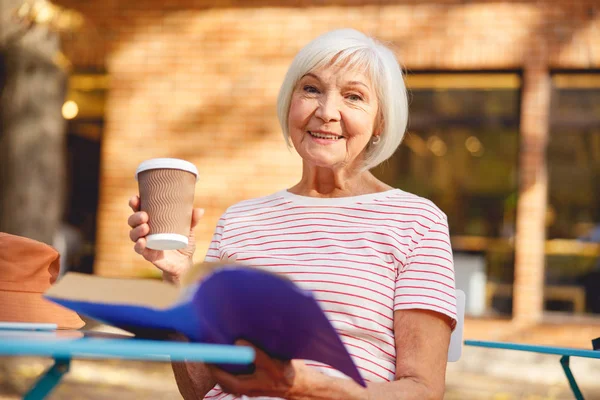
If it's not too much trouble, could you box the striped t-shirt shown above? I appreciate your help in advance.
[203,189,457,400]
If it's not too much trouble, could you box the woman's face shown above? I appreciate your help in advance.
[287,63,380,171]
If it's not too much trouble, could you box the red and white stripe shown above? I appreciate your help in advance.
[204,189,457,400]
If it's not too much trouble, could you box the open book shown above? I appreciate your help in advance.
[44,264,365,386]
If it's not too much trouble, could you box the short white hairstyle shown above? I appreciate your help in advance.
[276,28,408,171]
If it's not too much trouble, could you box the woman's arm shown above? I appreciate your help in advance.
[369,308,452,400]
[172,361,217,400]
[169,214,228,399]
[207,309,452,400]
[288,309,452,400]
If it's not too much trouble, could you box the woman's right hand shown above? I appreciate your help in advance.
[128,195,204,285]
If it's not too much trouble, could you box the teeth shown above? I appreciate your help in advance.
[309,131,341,140]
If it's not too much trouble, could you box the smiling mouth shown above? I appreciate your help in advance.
[308,131,344,140]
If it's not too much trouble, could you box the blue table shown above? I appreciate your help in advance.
[0,329,255,400]
[465,340,600,400]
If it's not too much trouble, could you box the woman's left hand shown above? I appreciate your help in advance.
[205,340,308,399]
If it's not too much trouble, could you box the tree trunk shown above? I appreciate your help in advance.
[0,0,67,245]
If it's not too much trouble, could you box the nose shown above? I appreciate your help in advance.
[314,93,341,123]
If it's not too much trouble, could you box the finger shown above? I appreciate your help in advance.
[206,365,245,395]
[127,211,148,228]
[235,340,286,381]
[190,208,205,229]
[129,195,140,212]
[129,223,149,243]
[167,332,190,342]
[134,238,147,255]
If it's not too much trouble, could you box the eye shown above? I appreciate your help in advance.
[347,93,363,101]
[303,85,319,94]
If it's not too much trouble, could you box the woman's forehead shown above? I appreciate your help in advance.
[305,62,374,86]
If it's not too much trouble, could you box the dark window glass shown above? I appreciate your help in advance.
[545,73,600,315]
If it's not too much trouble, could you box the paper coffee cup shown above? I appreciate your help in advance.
[135,158,198,250]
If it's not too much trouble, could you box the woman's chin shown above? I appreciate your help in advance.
[301,154,346,169]
[302,156,338,169]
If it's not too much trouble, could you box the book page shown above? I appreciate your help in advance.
[45,273,181,309]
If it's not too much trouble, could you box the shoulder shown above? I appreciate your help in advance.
[221,190,289,218]
[377,189,447,225]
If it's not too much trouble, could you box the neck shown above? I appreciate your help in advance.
[289,161,391,198]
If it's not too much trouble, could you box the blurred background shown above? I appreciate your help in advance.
[1,0,599,398]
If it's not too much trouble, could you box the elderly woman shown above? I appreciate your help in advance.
[128,28,457,400]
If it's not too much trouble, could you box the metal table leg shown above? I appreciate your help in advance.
[560,355,584,400]
[23,357,70,400]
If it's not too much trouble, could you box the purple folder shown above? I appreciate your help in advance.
[45,267,366,386]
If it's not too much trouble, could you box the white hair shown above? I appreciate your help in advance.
[276,28,408,171]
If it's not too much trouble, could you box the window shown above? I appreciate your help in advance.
[374,72,521,317]
[545,73,600,316]
[61,73,107,275]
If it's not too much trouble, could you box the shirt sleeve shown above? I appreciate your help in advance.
[203,214,226,263]
[394,216,458,328]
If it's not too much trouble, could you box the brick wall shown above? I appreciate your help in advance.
[514,41,552,324]
[52,1,600,326]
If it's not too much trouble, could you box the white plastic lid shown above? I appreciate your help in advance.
[146,233,188,250]
[135,158,199,182]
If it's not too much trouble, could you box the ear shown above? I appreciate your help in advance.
[374,110,384,137]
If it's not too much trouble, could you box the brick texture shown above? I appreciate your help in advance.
[52,1,600,327]
[513,36,552,325]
